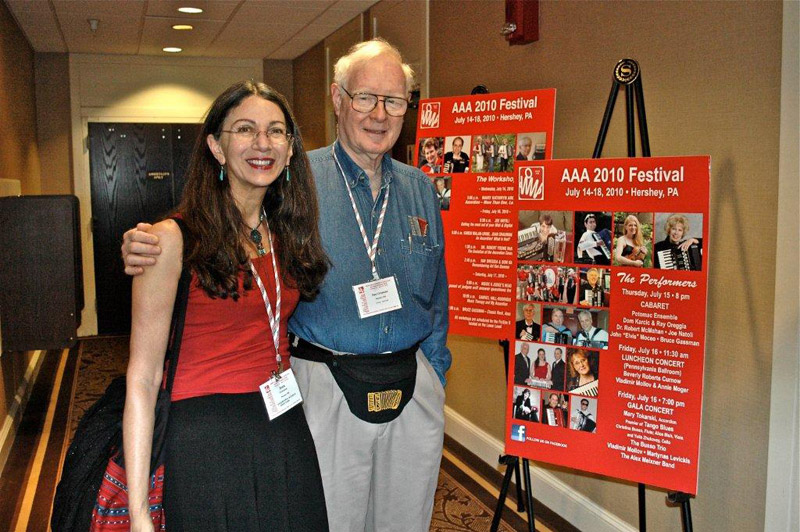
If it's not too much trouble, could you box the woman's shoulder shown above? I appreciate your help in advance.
[151,219,184,264]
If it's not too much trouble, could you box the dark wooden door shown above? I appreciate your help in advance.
[89,122,200,335]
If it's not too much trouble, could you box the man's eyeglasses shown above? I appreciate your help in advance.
[220,125,292,144]
[340,86,409,117]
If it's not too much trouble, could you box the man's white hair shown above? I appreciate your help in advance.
[333,38,415,95]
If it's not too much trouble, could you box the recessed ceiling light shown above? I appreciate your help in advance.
[177,7,203,14]
[163,47,183,53]
[172,24,194,30]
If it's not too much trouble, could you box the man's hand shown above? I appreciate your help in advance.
[122,223,161,276]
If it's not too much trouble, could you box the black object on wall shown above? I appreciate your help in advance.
[0,195,83,351]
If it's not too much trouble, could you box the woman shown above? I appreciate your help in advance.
[614,214,647,267]
[567,349,599,396]
[472,135,485,171]
[514,388,538,422]
[123,81,329,532]
[532,348,552,387]
[654,214,702,270]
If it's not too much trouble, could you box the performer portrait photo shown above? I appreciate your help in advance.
[570,397,597,433]
[567,348,599,397]
[653,213,704,271]
[573,310,609,349]
[578,267,609,307]
[614,212,652,268]
[442,136,470,173]
[541,307,573,345]
[433,177,451,211]
[517,210,571,263]
[575,212,612,265]
[418,136,443,174]
[512,387,539,423]
[515,302,541,342]
[541,392,568,427]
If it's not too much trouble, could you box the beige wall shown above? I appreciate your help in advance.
[431,1,782,531]
[0,0,41,194]
[263,59,294,108]
[293,42,328,150]
[35,53,72,195]
[0,0,42,447]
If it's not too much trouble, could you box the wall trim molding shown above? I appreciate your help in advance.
[0,350,45,475]
[445,405,636,532]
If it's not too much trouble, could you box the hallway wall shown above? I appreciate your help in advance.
[0,0,41,194]
[431,2,783,531]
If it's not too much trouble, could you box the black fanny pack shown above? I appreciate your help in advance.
[291,338,418,424]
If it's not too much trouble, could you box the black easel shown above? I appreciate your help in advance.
[592,58,694,532]
[490,339,536,532]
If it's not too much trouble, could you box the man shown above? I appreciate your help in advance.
[434,177,451,210]
[541,307,572,345]
[497,137,511,171]
[542,392,567,427]
[513,342,533,385]
[515,303,540,341]
[516,136,532,160]
[574,310,609,349]
[122,39,450,532]
[579,267,606,306]
[550,347,566,391]
[485,136,496,172]
[419,137,442,173]
[576,213,612,265]
[443,136,469,173]
[572,398,597,432]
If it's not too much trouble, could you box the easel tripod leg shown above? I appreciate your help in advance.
[514,460,525,512]
[521,458,536,532]
[491,455,518,532]
[638,483,647,532]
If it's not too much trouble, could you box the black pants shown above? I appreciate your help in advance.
[164,392,329,531]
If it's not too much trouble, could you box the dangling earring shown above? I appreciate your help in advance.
[218,165,226,182]
[285,166,291,182]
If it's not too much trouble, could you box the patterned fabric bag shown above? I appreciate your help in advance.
[51,219,192,531]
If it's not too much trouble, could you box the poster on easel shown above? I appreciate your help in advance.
[504,156,709,495]
[415,91,709,494]
[413,89,556,339]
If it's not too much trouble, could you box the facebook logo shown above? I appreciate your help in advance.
[510,424,526,442]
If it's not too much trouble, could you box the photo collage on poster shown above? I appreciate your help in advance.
[416,131,548,211]
[511,209,705,435]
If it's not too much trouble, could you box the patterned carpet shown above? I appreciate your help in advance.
[71,337,528,532]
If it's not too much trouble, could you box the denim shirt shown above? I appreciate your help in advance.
[289,142,451,385]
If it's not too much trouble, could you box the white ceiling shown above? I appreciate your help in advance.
[5,0,378,60]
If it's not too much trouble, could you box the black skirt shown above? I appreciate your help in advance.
[164,392,329,531]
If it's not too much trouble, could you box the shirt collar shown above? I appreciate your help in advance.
[334,140,393,190]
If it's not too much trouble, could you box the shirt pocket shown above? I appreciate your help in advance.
[400,234,440,309]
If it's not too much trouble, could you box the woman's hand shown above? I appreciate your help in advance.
[130,508,156,532]
[678,238,699,252]
[121,223,161,276]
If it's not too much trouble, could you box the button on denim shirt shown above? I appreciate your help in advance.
[289,142,451,385]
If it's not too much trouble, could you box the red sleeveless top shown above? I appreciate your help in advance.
[171,254,299,401]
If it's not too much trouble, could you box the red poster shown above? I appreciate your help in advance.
[505,156,709,494]
[415,93,709,494]
[414,89,556,338]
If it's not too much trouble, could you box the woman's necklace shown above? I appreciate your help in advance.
[248,212,266,257]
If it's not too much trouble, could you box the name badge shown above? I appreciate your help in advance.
[352,276,402,319]
[259,368,303,420]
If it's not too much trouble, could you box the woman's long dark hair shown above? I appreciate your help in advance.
[176,80,328,300]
